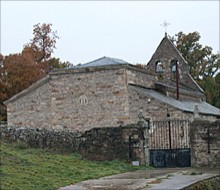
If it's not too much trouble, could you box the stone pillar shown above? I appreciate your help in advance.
[138,110,150,165]
[143,120,150,164]
[194,104,199,119]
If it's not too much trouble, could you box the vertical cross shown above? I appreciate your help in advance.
[161,20,171,36]
[201,126,213,154]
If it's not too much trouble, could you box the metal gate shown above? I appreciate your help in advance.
[149,119,191,167]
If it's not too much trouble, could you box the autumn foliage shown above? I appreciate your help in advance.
[0,23,70,121]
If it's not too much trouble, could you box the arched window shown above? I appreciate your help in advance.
[155,61,163,73]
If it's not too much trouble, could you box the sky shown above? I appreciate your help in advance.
[1,1,220,66]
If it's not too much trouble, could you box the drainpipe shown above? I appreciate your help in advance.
[175,59,179,100]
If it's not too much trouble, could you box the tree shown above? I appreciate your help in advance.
[0,23,71,121]
[24,23,59,63]
[0,53,42,121]
[170,31,220,79]
[214,73,220,108]
[47,58,72,70]
[2,53,44,97]
[171,31,220,108]
[197,74,220,108]
[0,54,7,121]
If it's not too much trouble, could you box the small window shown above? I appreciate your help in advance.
[155,61,163,73]
[171,60,180,79]
[171,60,178,73]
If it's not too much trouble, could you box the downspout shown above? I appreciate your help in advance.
[176,59,179,100]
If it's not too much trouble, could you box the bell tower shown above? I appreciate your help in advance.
[145,33,204,101]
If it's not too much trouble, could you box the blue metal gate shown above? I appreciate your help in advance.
[149,120,191,167]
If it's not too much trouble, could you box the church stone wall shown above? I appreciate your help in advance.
[128,85,191,123]
[6,81,52,128]
[126,68,156,88]
[163,86,203,102]
[5,65,215,132]
[50,68,130,131]
[127,85,216,123]
[147,37,189,78]
[6,66,158,132]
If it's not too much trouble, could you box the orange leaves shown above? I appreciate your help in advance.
[2,53,45,97]
[27,23,59,63]
[1,23,60,101]
[0,23,62,121]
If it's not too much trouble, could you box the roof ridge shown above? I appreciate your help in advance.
[187,73,204,93]
[108,56,129,63]
[82,56,107,66]
[165,36,188,64]
[71,56,129,69]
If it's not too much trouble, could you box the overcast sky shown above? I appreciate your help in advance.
[1,1,219,65]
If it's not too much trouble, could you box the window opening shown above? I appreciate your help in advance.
[155,61,163,73]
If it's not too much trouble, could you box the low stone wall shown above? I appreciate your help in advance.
[0,123,147,164]
[190,119,220,168]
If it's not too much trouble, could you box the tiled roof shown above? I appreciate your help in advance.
[130,85,220,116]
[72,56,129,68]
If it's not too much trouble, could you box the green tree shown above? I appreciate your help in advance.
[171,31,220,108]
[47,57,72,70]
[197,75,220,108]
[170,31,220,79]
[214,73,220,108]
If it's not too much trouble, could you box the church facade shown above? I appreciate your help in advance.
[4,35,220,131]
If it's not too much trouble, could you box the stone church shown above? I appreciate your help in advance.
[4,34,220,131]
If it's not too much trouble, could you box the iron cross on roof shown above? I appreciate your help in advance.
[161,20,171,36]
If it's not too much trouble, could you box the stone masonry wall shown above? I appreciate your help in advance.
[6,79,52,129]
[190,120,220,168]
[164,86,203,102]
[5,64,213,133]
[128,85,191,123]
[0,123,147,164]
[126,68,156,89]
[5,67,131,131]
[146,36,189,79]
[50,68,130,131]
[5,65,160,132]
[146,36,203,99]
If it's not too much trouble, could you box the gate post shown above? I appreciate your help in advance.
[138,111,150,165]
